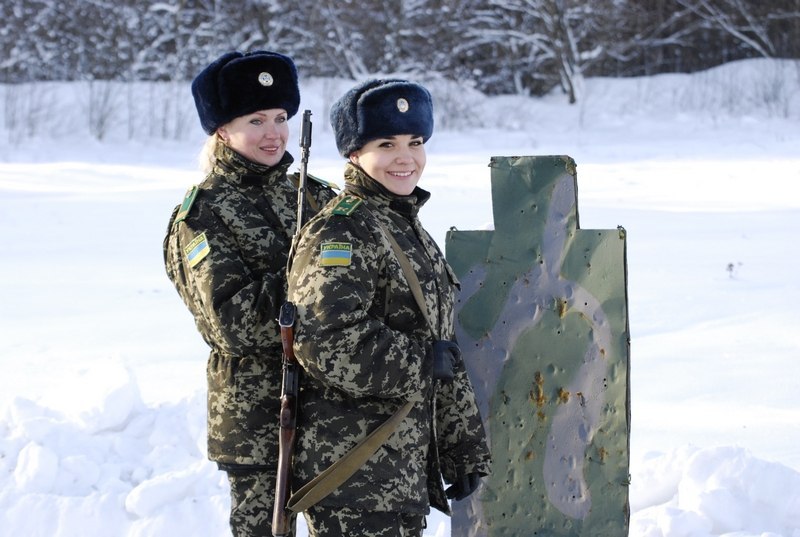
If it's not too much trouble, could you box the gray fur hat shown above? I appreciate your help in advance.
[191,50,300,134]
[330,79,434,157]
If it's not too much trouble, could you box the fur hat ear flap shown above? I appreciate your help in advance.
[191,50,300,135]
[330,79,434,157]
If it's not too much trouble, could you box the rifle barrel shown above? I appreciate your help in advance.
[272,108,312,535]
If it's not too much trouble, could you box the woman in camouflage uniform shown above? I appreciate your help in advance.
[288,79,491,536]
[163,51,335,537]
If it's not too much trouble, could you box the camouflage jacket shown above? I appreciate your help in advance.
[163,144,335,466]
[288,163,491,514]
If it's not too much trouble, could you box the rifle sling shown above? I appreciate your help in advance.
[286,216,436,512]
[287,398,414,513]
[377,220,438,339]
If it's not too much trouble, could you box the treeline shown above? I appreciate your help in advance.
[2,0,798,102]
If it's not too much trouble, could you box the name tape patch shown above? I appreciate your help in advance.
[320,242,352,267]
[185,232,211,268]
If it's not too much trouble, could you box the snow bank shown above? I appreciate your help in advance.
[631,446,800,537]
[0,362,229,536]
[2,362,799,536]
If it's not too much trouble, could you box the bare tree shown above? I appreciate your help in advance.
[2,0,799,100]
[676,0,776,58]
[85,80,118,140]
[451,0,621,102]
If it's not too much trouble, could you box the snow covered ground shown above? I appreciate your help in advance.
[1,59,799,536]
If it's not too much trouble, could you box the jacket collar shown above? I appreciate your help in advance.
[342,162,430,218]
[213,143,294,186]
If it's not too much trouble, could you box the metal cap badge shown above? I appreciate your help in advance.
[258,72,274,86]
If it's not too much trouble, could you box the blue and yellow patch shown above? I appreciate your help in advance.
[320,242,352,267]
[185,232,210,268]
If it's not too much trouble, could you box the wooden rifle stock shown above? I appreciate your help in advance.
[273,110,312,537]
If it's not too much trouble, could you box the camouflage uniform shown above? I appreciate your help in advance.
[288,164,491,534]
[163,143,335,536]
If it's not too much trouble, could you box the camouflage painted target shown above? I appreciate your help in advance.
[446,156,631,536]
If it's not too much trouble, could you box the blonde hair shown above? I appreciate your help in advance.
[198,133,223,174]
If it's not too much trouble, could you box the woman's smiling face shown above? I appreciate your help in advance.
[218,109,289,167]
[350,134,426,195]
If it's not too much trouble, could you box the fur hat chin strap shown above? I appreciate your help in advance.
[330,79,434,157]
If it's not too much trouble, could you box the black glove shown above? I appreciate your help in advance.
[431,340,460,383]
[445,471,482,501]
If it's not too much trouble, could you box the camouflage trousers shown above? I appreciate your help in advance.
[226,466,295,537]
[303,505,426,537]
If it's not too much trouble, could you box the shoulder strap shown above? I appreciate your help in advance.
[327,194,435,337]
[307,172,340,190]
[375,220,438,340]
[284,200,435,513]
[289,171,340,191]
[173,185,199,227]
[287,399,414,513]
[331,194,363,216]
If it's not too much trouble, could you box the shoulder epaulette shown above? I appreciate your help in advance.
[288,171,340,191]
[308,172,340,191]
[173,185,199,225]
[331,195,363,216]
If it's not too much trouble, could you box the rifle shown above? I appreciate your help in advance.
[272,109,312,537]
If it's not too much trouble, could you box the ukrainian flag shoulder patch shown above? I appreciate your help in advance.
[185,232,211,268]
[320,242,352,267]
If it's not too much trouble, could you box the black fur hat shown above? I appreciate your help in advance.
[191,50,300,134]
[330,79,434,157]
